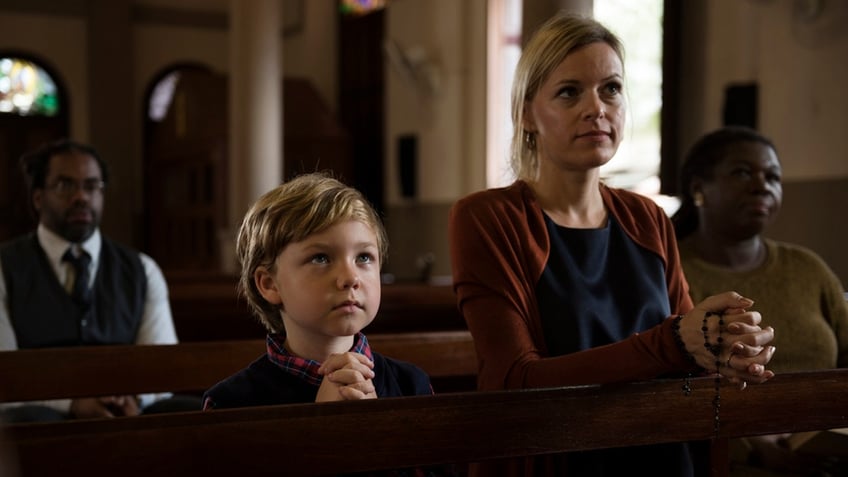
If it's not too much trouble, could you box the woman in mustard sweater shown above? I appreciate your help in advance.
[672,125,848,476]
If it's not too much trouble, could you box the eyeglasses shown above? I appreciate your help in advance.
[45,178,106,198]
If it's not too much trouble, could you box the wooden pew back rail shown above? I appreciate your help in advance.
[165,272,466,341]
[0,331,477,403]
[4,369,847,477]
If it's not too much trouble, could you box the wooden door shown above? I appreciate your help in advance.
[0,115,67,243]
[338,9,385,214]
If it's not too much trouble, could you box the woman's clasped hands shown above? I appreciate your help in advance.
[680,291,776,388]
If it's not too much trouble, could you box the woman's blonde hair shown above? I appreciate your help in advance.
[510,12,625,181]
[236,172,388,333]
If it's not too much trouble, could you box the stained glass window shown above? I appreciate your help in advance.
[0,57,59,117]
[340,0,387,17]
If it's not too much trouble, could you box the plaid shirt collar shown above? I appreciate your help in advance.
[266,332,373,386]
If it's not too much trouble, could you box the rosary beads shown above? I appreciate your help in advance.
[703,311,724,434]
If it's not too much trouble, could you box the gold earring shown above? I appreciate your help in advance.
[524,131,536,150]
[693,192,704,207]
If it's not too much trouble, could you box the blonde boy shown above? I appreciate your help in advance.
[203,173,433,408]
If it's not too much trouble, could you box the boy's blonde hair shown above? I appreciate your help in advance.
[236,172,388,333]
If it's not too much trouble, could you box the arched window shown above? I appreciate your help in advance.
[0,56,60,117]
[147,69,180,123]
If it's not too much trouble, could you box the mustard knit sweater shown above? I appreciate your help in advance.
[678,237,848,373]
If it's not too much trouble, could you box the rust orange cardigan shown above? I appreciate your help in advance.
[449,180,697,392]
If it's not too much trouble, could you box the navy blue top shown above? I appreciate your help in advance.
[537,214,670,355]
[204,350,433,408]
[204,333,433,408]
[535,214,694,477]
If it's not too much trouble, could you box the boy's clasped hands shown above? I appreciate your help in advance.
[317,352,377,401]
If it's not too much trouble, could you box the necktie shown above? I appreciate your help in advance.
[63,248,92,306]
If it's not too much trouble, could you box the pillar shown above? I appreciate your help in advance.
[221,0,283,273]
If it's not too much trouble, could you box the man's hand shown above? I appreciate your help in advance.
[69,395,140,419]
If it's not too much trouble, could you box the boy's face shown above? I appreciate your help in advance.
[255,219,382,354]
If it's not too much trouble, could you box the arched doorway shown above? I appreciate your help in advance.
[142,63,228,272]
[142,64,353,273]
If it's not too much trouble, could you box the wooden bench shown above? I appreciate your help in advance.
[165,271,466,341]
[3,369,846,477]
[0,331,477,403]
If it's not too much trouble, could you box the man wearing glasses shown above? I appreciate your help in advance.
[0,139,192,421]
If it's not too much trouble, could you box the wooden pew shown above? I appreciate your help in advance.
[163,272,263,341]
[371,331,477,392]
[165,271,466,341]
[4,369,847,477]
[0,340,264,402]
[0,331,477,403]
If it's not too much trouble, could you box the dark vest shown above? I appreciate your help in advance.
[0,234,146,348]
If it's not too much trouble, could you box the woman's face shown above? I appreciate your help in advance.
[697,141,783,240]
[523,42,625,175]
